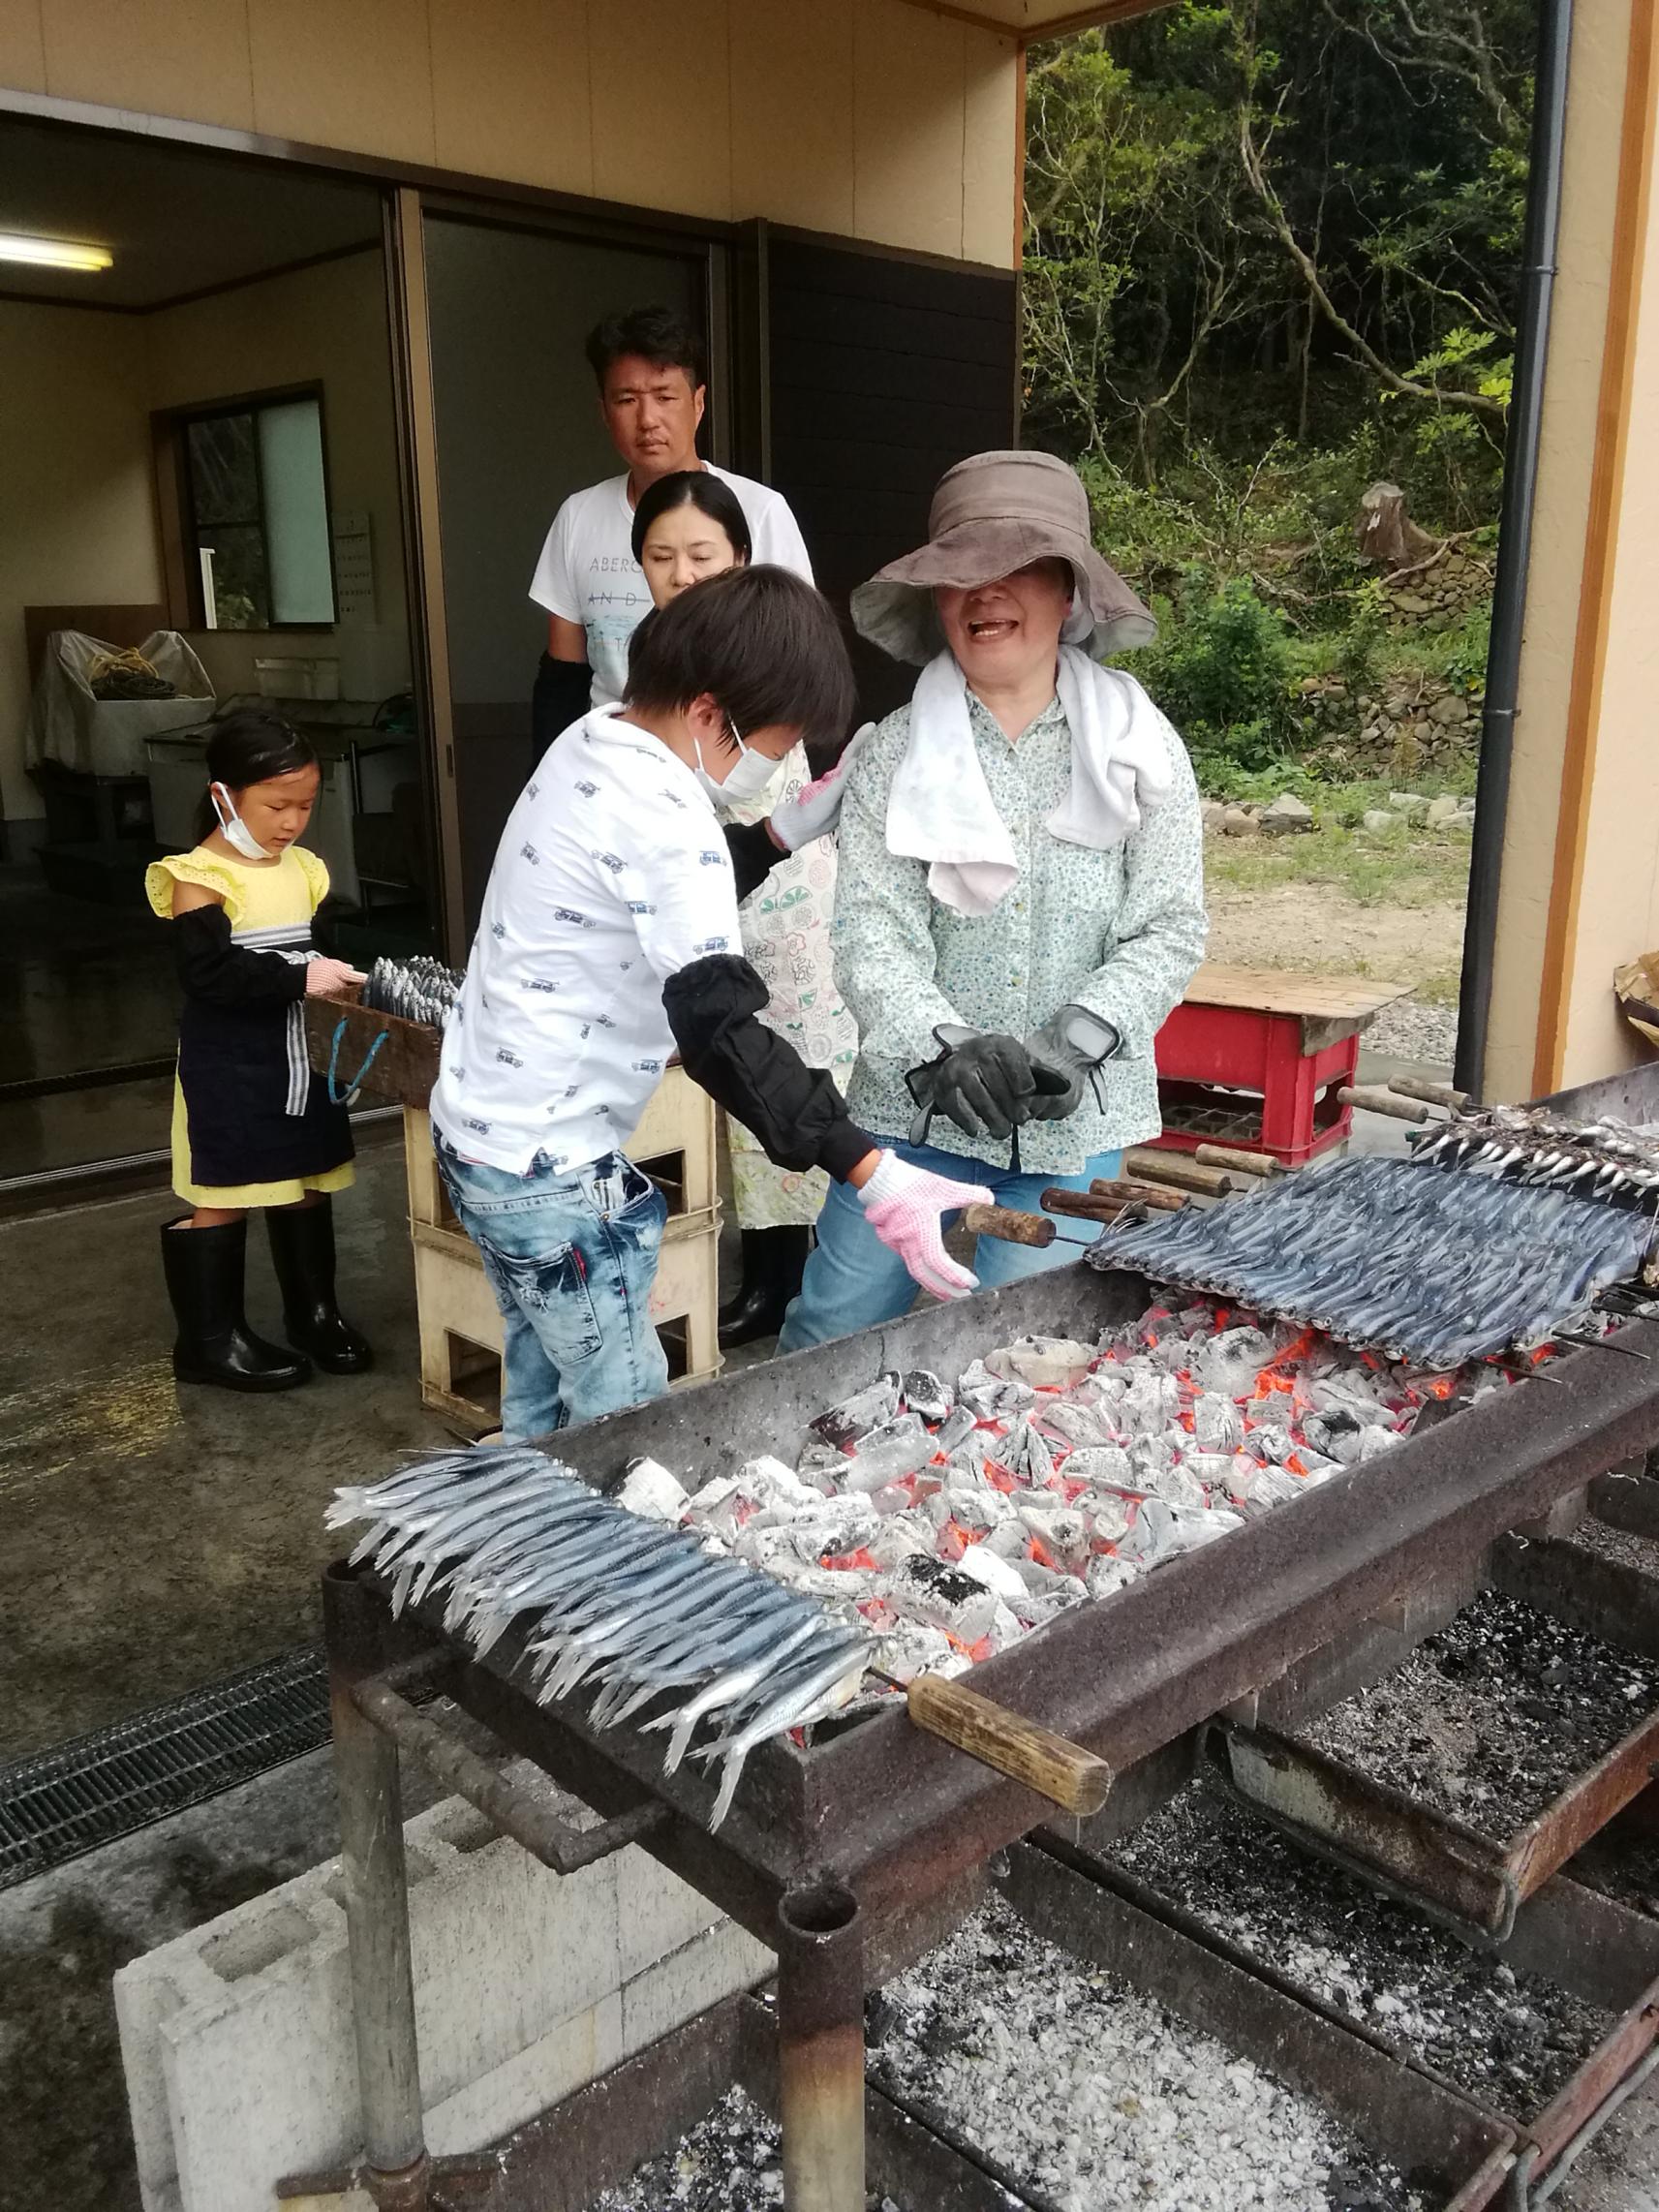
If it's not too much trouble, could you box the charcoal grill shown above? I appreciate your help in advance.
[310,1067,1659,2212]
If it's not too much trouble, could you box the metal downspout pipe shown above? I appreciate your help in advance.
[1454,0,1574,1100]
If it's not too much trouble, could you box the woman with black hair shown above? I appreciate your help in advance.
[430,565,990,1443]
[631,472,861,1348]
[144,708,373,1393]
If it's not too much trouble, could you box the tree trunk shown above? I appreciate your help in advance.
[1357,482,1438,568]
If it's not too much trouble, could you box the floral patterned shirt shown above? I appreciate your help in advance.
[832,685,1207,1175]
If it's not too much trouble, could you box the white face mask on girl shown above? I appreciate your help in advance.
[692,719,780,808]
[209,782,271,861]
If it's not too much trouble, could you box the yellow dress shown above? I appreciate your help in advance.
[144,844,357,1209]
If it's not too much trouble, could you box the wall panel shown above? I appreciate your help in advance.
[41,0,254,128]
[246,0,436,167]
[962,25,1019,268]
[588,0,732,222]
[852,0,966,260]
[729,2,855,236]
[429,0,593,199]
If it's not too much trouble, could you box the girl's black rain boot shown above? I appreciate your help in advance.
[267,1197,375,1374]
[161,1218,313,1392]
[717,1224,811,1351]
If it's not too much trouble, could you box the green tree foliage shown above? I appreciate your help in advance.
[1025,1,1534,531]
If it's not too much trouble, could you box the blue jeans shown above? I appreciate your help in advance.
[435,1134,670,1441]
[776,1135,1124,1353]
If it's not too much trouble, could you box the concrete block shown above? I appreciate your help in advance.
[620,1920,774,2060]
[116,1787,773,2212]
[427,1992,622,2155]
[615,1842,724,1982]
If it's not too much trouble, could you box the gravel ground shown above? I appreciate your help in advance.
[869,1895,1421,2211]
[1112,1776,1610,2113]
[1297,1590,1659,1839]
[1360,996,1458,1066]
[591,2088,906,2211]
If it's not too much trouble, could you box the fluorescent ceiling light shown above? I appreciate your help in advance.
[0,230,112,273]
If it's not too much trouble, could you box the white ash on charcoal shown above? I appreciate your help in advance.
[617,1301,1517,1703]
[1297,1590,1659,1838]
[1112,1776,1610,2111]
[588,2086,906,2211]
[869,1896,1422,2211]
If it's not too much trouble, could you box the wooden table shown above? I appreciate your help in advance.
[1151,962,1408,1165]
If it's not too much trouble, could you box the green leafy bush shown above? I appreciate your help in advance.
[1131,573,1295,768]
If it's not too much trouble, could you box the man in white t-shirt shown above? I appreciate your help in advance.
[529,304,813,740]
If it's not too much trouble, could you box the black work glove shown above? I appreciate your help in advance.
[1022,1004,1121,1121]
[906,1024,1037,1145]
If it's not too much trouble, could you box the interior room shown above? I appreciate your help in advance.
[0,119,425,1187]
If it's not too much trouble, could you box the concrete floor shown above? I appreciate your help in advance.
[0,1131,448,1762]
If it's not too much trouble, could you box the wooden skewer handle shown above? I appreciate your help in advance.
[1336,1084,1431,1123]
[1122,1148,1235,1197]
[1387,1077,1470,1111]
[1041,1186,1130,1222]
[1194,1143,1279,1180]
[906,1674,1114,1818]
[1090,1176,1186,1213]
[962,1202,1057,1248]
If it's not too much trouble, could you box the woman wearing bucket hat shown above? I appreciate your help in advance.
[776,448,1207,1351]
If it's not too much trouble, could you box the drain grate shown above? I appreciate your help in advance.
[0,1645,332,1889]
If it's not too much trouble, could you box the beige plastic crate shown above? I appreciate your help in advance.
[402,1085,722,1434]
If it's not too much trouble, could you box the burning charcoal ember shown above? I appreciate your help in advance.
[1191,1391,1246,1454]
[843,1414,936,1493]
[956,1359,1033,1419]
[889,1555,1001,1645]
[870,1897,1421,2212]
[1121,1367,1183,1438]
[1016,1502,1091,1572]
[933,1403,977,1455]
[615,1457,689,1521]
[1193,1325,1278,1397]
[998,1413,1059,1488]
[901,1367,954,1422]
[1063,1444,1135,1491]
[1040,1396,1122,1449]
[809,1376,902,1452]
[1162,1502,1246,1552]
[1299,1590,1659,1840]
[954,1542,1029,1604]
[874,1621,969,1684]
[1114,1777,1612,2111]
[985,1335,1096,1388]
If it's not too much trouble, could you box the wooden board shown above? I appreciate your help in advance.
[1181,963,1409,1021]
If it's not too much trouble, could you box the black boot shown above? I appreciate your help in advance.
[161,1218,313,1392]
[267,1197,375,1374]
[718,1225,811,1351]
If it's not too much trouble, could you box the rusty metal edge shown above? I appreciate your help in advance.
[1217,1721,1515,1937]
[1522,1988,1659,2175]
[1002,1838,1516,2207]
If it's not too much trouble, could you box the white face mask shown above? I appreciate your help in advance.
[210,782,271,861]
[692,719,779,807]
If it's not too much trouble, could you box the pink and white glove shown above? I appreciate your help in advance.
[769,723,876,851]
[856,1150,995,1302]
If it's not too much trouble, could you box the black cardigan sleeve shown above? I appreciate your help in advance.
[173,904,310,1009]
[532,652,594,751]
[723,818,783,905]
[661,953,875,1183]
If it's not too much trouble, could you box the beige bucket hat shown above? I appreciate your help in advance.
[850,448,1157,666]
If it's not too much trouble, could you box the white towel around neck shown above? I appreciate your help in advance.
[884,645,1174,916]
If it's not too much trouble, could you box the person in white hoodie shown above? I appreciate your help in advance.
[778,449,1208,1352]
[431,565,993,1441]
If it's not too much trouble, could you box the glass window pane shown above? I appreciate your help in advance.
[187,412,260,527]
[200,523,270,630]
[259,398,335,624]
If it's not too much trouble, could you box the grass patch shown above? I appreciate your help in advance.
[1206,818,1471,908]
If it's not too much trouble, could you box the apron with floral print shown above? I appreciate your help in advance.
[722,746,858,1227]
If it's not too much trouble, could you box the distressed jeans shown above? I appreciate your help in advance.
[435,1134,670,1441]
[776,1134,1124,1353]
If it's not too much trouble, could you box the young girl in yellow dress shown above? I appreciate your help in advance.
[145,708,373,1392]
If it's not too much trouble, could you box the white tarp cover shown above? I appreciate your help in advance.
[28,630,214,779]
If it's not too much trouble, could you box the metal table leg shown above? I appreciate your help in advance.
[777,1882,866,2212]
